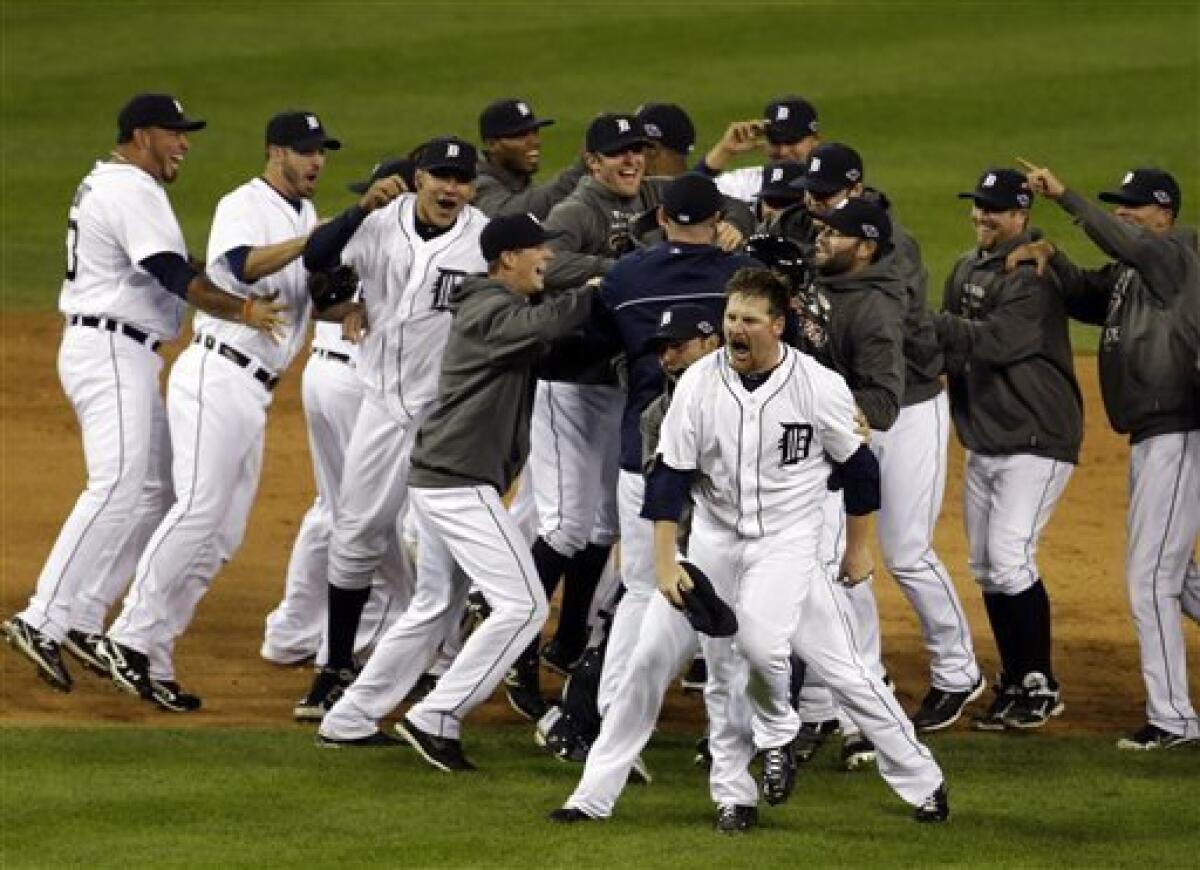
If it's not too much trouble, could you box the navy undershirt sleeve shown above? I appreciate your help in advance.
[692,158,719,178]
[223,245,252,284]
[140,252,198,301]
[303,205,367,272]
[641,461,695,522]
[832,444,881,516]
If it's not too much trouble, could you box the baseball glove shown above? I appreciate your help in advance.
[309,265,359,312]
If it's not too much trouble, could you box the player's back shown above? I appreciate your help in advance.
[58,161,187,339]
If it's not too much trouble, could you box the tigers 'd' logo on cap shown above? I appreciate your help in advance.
[771,167,784,183]
[775,106,790,121]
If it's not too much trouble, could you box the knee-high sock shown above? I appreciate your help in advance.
[554,543,612,656]
[1007,580,1055,687]
[325,584,370,671]
[982,592,1018,682]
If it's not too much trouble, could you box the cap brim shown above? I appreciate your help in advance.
[160,118,207,132]
[1098,190,1152,207]
[958,191,1021,210]
[290,134,342,152]
[347,180,370,194]
[757,186,804,201]
[596,134,653,155]
[420,162,477,179]
[791,175,843,195]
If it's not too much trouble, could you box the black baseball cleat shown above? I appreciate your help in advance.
[971,675,1018,731]
[534,705,590,763]
[294,666,356,722]
[714,804,758,835]
[693,736,712,769]
[760,742,797,805]
[504,672,548,722]
[840,734,876,771]
[547,807,598,823]
[395,717,477,772]
[148,679,202,712]
[680,655,707,694]
[1116,723,1199,751]
[3,616,72,692]
[316,730,402,749]
[793,719,840,763]
[1001,672,1064,730]
[62,629,109,677]
[95,636,152,698]
[540,638,583,677]
[912,677,985,732]
[913,782,950,823]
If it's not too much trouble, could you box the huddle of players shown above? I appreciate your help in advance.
[4,90,1198,834]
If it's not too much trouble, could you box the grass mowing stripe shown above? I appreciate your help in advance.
[3,726,1198,866]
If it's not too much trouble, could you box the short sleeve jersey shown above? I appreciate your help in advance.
[658,343,862,537]
[57,161,190,339]
[198,178,318,372]
[340,194,488,423]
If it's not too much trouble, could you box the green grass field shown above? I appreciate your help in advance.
[2,2,1199,866]
[3,726,1200,867]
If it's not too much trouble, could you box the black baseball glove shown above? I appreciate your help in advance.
[309,265,359,312]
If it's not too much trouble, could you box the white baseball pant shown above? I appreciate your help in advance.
[320,485,548,741]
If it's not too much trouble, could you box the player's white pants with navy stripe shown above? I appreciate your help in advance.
[326,389,425,592]
[21,324,172,643]
[595,469,657,716]
[875,393,979,691]
[529,381,622,556]
[565,593,752,816]
[320,485,548,741]
[262,353,410,665]
[109,344,268,680]
[1126,431,1200,738]
[964,452,1073,596]
[695,512,941,806]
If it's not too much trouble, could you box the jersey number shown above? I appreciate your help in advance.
[65,183,90,281]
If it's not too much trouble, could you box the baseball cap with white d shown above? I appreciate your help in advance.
[1099,168,1180,215]
[815,197,893,251]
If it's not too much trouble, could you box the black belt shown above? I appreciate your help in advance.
[193,334,279,391]
[69,315,161,351]
[312,348,352,365]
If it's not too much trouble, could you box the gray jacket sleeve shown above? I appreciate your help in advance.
[543,199,614,291]
[475,159,587,219]
[934,268,1046,366]
[1059,189,1191,305]
[845,296,904,431]
[470,286,594,365]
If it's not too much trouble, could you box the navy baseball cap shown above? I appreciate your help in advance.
[679,561,738,638]
[764,95,819,144]
[635,102,696,154]
[417,136,478,179]
[758,160,807,203]
[958,168,1033,211]
[117,93,206,140]
[793,142,864,196]
[815,197,892,248]
[266,111,341,152]
[662,172,722,225]
[347,156,416,194]
[1099,168,1181,215]
[586,113,652,156]
[480,212,563,262]
[479,98,554,140]
[644,303,719,353]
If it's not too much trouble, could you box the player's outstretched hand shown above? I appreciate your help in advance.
[359,174,406,213]
[657,562,694,610]
[1016,158,1065,200]
[838,544,874,588]
[243,290,288,342]
[342,302,367,343]
[1004,238,1056,275]
[715,221,744,252]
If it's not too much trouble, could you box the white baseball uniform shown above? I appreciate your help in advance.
[261,321,412,667]
[714,165,764,205]
[324,195,487,595]
[108,177,316,679]
[652,344,940,807]
[18,160,186,643]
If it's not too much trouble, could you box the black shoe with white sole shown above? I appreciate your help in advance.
[148,679,202,713]
[1116,723,1199,751]
[793,719,840,762]
[912,677,985,732]
[316,730,402,749]
[96,636,152,698]
[760,742,796,805]
[395,717,476,772]
[714,804,758,834]
[63,629,109,677]
[547,807,598,823]
[2,616,72,692]
[840,735,876,770]
[971,675,1018,731]
[913,782,949,823]
[294,666,356,722]
[1001,672,1063,729]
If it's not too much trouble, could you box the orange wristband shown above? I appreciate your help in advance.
[241,296,254,323]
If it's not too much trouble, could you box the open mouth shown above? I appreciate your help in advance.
[436,196,458,211]
[728,339,751,362]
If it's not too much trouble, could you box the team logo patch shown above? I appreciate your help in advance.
[1122,171,1135,185]
[430,268,469,311]
[770,167,784,183]
[778,422,813,465]
[861,223,879,239]
[775,106,790,121]
[306,114,320,130]
[1017,193,1031,208]
[846,168,862,182]
[983,173,997,188]
[644,122,663,138]
[1153,190,1170,205]
[517,102,531,116]
[446,143,460,158]
[616,118,631,134]
[660,310,672,326]
[173,99,183,114]
[810,156,822,173]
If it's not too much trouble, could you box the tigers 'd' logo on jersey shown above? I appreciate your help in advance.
[778,422,814,465]
[430,268,469,311]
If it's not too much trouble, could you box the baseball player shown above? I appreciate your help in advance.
[509,115,755,719]
[634,102,696,177]
[534,173,758,760]
[1015,161,1199,749]
[934,168,1082,731]
[696,96,821,204]
[317,213,595,763]
[754,160,809,236]
[85,111,343,710]
[553,269,948,829]
[294,136,489,717]
[795,144,982,752]
[474,98,585,218]
[2,93,285,693]
[263,159,427,680]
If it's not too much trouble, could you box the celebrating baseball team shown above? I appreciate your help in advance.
[5,88,1199,834]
